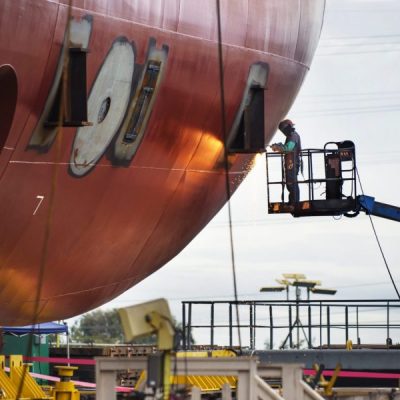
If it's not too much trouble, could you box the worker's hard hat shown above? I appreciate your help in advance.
[278,119,295,131]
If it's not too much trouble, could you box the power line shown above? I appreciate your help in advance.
[296,105,400,117]
[215,0,242,349]
[317,48,400,56]
[300,95,400,104]
[110,280,400,304]
[321,42,400,49]
[297,103,400,112]
[300,91,400,99]
[356,167,400,300]
[327,8,400,14]
[20,3,74,399]
[321,34,400,41]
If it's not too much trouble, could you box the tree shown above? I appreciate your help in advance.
[70,309,194,346]
[70,309,124,344]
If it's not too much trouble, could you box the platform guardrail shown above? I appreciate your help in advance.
[181,299,400,350]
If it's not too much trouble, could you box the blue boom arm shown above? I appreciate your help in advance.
[358,195,400,222]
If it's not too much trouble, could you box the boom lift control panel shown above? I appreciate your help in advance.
[266,140,400,222]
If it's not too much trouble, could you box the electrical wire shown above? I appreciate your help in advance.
[355,167,400,300]
[215,0,242,351]
[15,2,74,399]
[302,90,400,98]
[84,277,400,305]
[297,104,400,116]
[317,49,400,56]
[321,34,400,41]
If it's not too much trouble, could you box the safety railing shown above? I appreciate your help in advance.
[181,299,400,350]
[266,141,358,217]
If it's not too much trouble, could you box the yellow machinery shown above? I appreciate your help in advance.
[0,355,80,400]
[0,355,50,400]
[119,299,175,400]
[311,363,341,397]
[133,349,237,393]
[53,366,80,400]
[119,299,238,398]
[8,355,49,399]
[0,355,21,400]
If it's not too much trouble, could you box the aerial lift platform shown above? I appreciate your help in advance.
[266,140,400,222]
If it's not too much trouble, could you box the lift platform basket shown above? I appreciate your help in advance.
[266,141,357,217]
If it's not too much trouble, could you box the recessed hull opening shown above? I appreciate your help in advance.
[227,62,269,154]
[0,65,18,154]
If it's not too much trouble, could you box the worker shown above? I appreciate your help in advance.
[271,119,302,204]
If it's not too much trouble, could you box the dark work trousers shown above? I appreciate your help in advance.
[285,164,299,203]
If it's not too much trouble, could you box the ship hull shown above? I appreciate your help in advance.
[0,0,325,324]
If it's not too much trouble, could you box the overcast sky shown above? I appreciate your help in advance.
[66,0,400,346]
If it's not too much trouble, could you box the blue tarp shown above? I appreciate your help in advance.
[1,322,68,335]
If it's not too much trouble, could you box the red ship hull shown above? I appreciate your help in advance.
[0,0,325,325]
